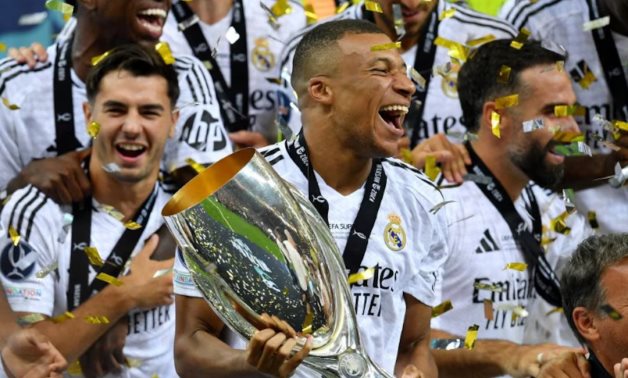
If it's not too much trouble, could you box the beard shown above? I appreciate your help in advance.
[511,140,564,189]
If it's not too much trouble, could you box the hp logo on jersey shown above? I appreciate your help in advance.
[1,241,37,281]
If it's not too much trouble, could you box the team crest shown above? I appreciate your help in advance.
[251,38,276,72]
[440,61,461,98]
[1,240,36,281]
[383,214,406,252]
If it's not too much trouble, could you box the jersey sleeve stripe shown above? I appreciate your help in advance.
[267,155,284,166]
[451,6,518,35]
[185,75,199,104]
[189,61,214,104]
[16,191,46,238]
[450,15,517,37]
[260,146,280,157]
[7,186,35,233]
[515,0,563,30]
[0,63,52,96]
[186,65,208,104]
[25,196,49,240]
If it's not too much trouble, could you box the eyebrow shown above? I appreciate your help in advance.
[368,57,407,71]
[102,100,165,112]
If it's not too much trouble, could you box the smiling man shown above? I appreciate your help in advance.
[0,45,179,378]
[431,39,594,377]
[0,0,231,204]
[173,19,449,377]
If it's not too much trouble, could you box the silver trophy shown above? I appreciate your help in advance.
[162,148,391,377]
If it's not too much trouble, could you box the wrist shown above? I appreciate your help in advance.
[1,347,16,378]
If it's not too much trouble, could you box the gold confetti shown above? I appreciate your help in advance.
[17,313,46,326]
[511,305,529,321]
[126,359,142,368]
[497,65,512,84]
[583,16,610,31]
[474,282,503,292]
[0,43,6,52]
[100,205,125,222]
[409,67,426,90]
[364,1,383,13]
[464,324,479,350]
[552,131,584,143]
[467,34,496,47]
[67,360,82,375]
[577,63,597,89]
[400,148,413,164]
[85,315,110,325]
[83,246,104,267]
[8,226,20,246]
[554,105,585,117]
[545,307,564,316]
[435,37,469,62]
[370,42,401,51]
[495,94,519,109]
[614,120,628,132]
[510,28,531,50]
[541,236,557,246]
[2,97,20,110]
[45,0,74,18]
[348,267,375,284]
[185,158,205,173]
[87,121,100,138]
[424,155,441,181]
[556,60,565,72]
[124,221,142,230]
[336,2,350,13]
[91,51,110,66]
[36,262,58,278]
[431,300,453,318]
[504,262,527,271]
[51,311,75,323]
[484,299,493,320]
[439,7,456,20]
[491,111,501,138]
[155,42,175,65]
[303,2,318,25]
[270,0,293,17]
[302,308,313,334]
[96,272,123,286]
[550,211,571,235]
[601,304,622,320]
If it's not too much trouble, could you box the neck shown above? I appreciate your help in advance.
[302,123,372,195]
[89,160,156,222]
[188,0,234,25]
[72,20,114,82]
[589,348,615,378]
[471,138,528,201]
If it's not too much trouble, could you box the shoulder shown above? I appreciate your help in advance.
[382,158,444,205]
[443,2,517,37]
[260,141,289,167]
[0,46,55,96]
[500,0,579,30]
[0,185,63,240]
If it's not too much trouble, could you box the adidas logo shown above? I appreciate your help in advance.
[475,229,499,253]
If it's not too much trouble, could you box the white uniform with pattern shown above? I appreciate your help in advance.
[162,0,307,142]
[174,139,449,375]
[277,1,517,140]
[500,0,628,233]
[434,179,593,348]
[0,185,176,378]
[0,40,231,192]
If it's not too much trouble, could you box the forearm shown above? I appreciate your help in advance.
[561,155,615,190]
[0,290,18,346]
[174,328,263,378]
[30,284,134,362]
[432,329,519,378]
[396,335,437,378]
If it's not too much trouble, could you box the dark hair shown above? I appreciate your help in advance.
[458,39,565,132]
[560,233,628,344]
[291,19,385,91]
[86,44,180,107]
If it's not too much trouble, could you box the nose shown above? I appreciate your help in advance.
[395,70,416,99]
[121,110,143,136]
[562,115,580,133]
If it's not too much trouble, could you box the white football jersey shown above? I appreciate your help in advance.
[0,41,232,193]
[500,0,628,233]
[174,139,449,375]
[277,1,517,139]
[434,179,593,347]
[0,185,176,378]
[162,0,308,143]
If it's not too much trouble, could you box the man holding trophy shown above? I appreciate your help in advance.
[171,19,449,378]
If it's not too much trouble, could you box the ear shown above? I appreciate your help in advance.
[481,101,502,135]
[83,101,93,123]
[169,109,179,139]
[307,76,333,106]
[573,307,601,343]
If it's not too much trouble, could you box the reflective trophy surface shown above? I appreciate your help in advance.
[162,148,391,377]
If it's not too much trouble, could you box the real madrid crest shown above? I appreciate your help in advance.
[251,37,275,72]
[384,213,406,252]
[441,61,461,99]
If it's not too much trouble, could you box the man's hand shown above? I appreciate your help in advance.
[7,148,91,204]
[506,344,584,377]
[614,358,628,378]
[536,350,590,378]
[1,328,67,378]
[7,43,48,69]
[229,130,270,149]
[410,134,470,183]
[121,235,174,310]
[245,329,312,378]
[78,317,128,378]
[401,364,425,378]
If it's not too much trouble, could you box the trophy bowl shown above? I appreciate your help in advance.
[162,148,391,377]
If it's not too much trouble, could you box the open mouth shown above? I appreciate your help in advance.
[378,104,408,132]
[136,8,167,39]
[115,142,147,160]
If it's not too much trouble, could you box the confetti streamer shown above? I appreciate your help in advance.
[495,94,519,109]
[399,148,413,164]
[432,300,453,318]
[510,28,531,49]
[545,307,564,316]
[435,37,469,62]
[36,262,58,278]
[554,105,585,117]
[2,97,20,110]
[270,0,293,17]
[491,111,501,138]
[185,158,205,173]
[8,226,20,246]
[583,16,610,31]
[464,324,479,350]
[409,67,426,91]
[364,1,383,13]
[96,272,123,286]
[0,43,6,53]
[497,65,512,84]
[67,360,82,375]
[155,42,175,65]
[392,4,405,39]
[302,309,313,334]
[303,2,318,25]
[370,42,401,51]
[474,282,504,292]
[84,246,104,267]
[424,155,441,181]
[347,267,375,284]
[552,130,584,143]
[550,211,571,235]
[439,7,456,20]
[85,315,110,325]
[124,221,142,230]
[51,311,75,323]
[587,211,599,229]
[467,34,495,47]
[91,51,110,66]
[87,121,100,138]
[556,60,565,72]
[504,262,527,271]
[614,120,628,132]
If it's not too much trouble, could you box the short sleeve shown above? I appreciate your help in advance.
[173,248,203,298]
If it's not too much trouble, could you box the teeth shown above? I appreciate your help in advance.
[138,8,167,19]
[380,105,409,114]
[117,144,145,151]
